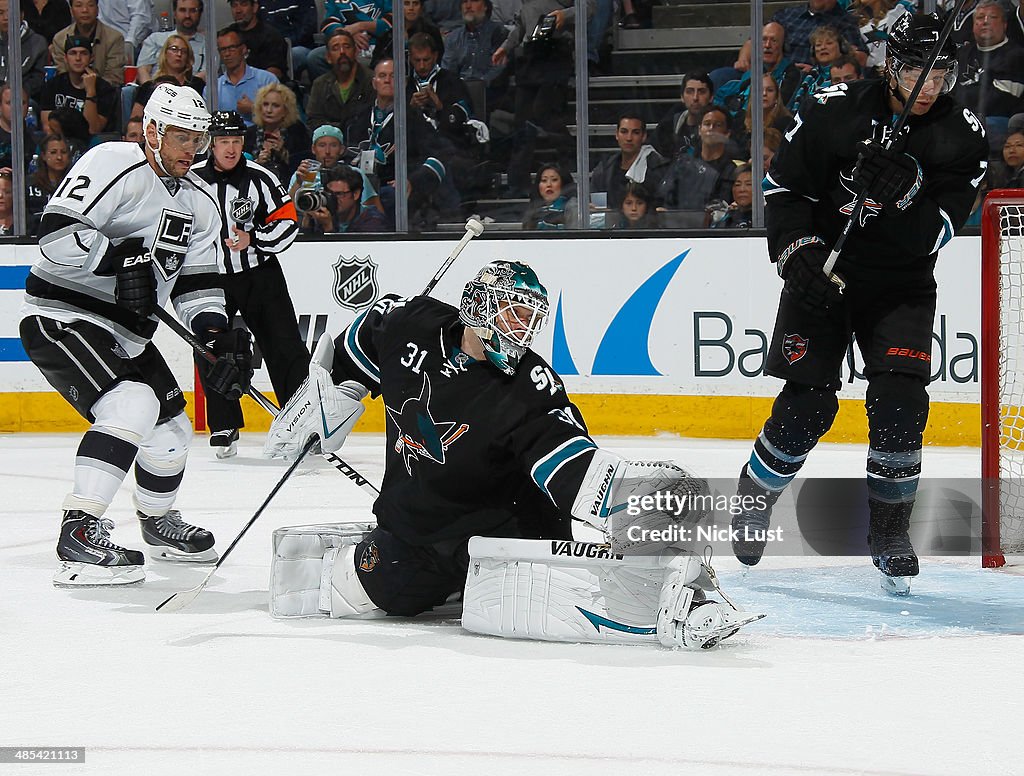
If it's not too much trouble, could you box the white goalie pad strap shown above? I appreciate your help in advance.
[463,537,699,645]
[263,363,368,460]
[269,522,374,617]
[325,543,380,618]
[570,450,713,555]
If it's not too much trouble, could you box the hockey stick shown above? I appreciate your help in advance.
[153,306,380,499]
[155,435,318,612]
[821,0,968,288]
[421,217,485,295]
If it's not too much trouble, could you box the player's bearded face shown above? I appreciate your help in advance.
[159,127,209,177]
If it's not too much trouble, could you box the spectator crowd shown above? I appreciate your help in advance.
[0,0,1022,233]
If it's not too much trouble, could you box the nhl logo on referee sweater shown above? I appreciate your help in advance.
[332,255,378,311]
[229,196,255,228]
[782,333,808,364]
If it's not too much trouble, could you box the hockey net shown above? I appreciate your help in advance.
[982,191,1024,568]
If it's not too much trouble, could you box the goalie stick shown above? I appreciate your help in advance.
[156,435,318,612]
[821,0,969,288]
[421,217,485,296]
[153,306,381,500]
[156,216,485,491]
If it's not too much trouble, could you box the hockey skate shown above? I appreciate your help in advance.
[54,510,145,587]
[868,504,919,597]
[731,508,772,566]
[657,567,766,649]
[210,429,238,459]
[138,510,218,563]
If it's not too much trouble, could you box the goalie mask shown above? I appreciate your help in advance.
[884,13,958,99]
[459,260,549,376]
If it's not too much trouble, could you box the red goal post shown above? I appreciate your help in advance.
[981,189,1024,568]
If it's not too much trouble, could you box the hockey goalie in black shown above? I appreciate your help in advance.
[264,260,764,648]
[730,14,989,592]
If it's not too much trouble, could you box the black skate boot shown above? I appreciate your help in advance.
[210,428,239,459]
[138,509,218,563]
[54,510,145,587]
[868,500,919,596]
[731,465,782,566]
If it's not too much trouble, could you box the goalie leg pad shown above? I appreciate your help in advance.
[463,537,695,645]
[269,522,375,617]
[324,543,382,618]
[464,537,764,648]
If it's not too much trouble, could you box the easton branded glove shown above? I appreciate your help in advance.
[776,237,842,313]
[203,329,253,400]
[107,238,157,319]
[852,139,923,214]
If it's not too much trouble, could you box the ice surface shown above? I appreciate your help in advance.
[2,433,1022,776]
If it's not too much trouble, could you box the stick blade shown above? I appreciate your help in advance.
[155,584,205,612]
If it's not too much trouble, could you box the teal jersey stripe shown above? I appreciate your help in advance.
[531,437,596,498]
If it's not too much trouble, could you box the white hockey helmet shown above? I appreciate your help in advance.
[143,83,212,152]
[459,260,549,376]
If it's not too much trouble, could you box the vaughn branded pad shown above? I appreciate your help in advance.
[462,536,689,645]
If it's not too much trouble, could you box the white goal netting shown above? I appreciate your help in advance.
[992,202,1024,556]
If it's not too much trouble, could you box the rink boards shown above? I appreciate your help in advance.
[0,235,985,444]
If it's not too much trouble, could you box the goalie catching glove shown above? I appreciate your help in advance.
[264,334,368,460]
[571,449,712,554]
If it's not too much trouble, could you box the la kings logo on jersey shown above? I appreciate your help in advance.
[152,209,194,280]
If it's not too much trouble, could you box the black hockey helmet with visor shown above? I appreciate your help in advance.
[885,13,958,97]
[208,110,247,137]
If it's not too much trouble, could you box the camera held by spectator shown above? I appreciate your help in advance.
[292,158,330,212]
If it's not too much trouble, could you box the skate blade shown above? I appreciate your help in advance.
[53,561,145,587]
[880,573,912,597]
[148,546,219,564]
[214,443,237,459]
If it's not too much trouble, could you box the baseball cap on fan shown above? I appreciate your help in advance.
[64,35,93,53]
[1009,113,1024,135]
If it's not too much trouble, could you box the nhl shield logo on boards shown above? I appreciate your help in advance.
[782,333,809,364]
[229,196,255,227]
[332,255,378,311]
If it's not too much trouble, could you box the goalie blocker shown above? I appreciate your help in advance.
[269,523,764,649]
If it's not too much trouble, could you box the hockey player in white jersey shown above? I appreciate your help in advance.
[19,83,255,587]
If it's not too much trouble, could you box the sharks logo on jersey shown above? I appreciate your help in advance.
[837,168,883,226]
[385,373,469,475]
[152,209,195,280]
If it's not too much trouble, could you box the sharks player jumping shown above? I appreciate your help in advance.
[730,14,988,593]
[20,84,254,586]
[266,261,764,649]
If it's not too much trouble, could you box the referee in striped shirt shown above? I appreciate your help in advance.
[193,110,308,458]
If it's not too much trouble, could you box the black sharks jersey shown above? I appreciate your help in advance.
[763,79,988,278]
[331,294,598,546]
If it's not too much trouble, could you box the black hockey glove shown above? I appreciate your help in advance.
[777,238,842,313]
[108,238,157,320]
[852,140,923,214]
[203,329,253,400]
